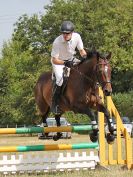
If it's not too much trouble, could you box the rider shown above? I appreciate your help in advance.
[51,20,87,114]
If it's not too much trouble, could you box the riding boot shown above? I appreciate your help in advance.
[51,85,62,115]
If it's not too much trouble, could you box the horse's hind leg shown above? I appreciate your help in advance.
[53,114,63,141]
[38,107,50,139]
[41,108,50,127]
[35,97,50,139]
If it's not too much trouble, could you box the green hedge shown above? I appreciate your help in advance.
[112,91,133,121]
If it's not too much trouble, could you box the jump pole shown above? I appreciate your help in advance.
[0,125,93,134]
[0,142,99,152]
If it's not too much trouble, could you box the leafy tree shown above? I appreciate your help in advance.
[0,0,133,125]
[113,91,133,120]
[42,0,133,91]
[12,0,133,93]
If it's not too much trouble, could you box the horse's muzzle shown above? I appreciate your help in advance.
[103,82,112,96]
[104,89,112,96]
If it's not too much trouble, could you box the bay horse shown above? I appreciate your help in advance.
[34,51,115,143]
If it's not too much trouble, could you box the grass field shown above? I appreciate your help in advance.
[0,133,133,177]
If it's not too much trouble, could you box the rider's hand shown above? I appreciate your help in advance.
[64,60,74,68]
[80,55,87,62]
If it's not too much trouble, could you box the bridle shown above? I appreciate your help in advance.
[95,58,111,88]
[72,56,111,90]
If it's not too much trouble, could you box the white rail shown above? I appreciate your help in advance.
[0,151,99,174]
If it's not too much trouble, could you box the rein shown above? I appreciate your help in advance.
[72,65,95,83]
[71,58,111,87]
[71,63,100,99]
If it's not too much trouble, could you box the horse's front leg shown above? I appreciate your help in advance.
[73,105,99,142]
[38,115,49,139]
[86,110,99,142]
[104,109,115,133]
[97,103,115,143]
[53,114,62,141]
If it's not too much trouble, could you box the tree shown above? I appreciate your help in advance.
[41,0,133,91]
[0,0,133,125]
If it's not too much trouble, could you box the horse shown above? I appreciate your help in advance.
[34,50,115,143]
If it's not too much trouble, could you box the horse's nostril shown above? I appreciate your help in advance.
[104,90,112,96]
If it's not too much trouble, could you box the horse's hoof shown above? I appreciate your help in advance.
[53,133,62,141]
[90,133,98,142]
[106,133,115,144]
[38,135,46,140]
[109,126,115,133]
[93,128,99,135]
[53,135,59,141]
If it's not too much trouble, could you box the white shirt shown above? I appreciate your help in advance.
[51,32,84,61]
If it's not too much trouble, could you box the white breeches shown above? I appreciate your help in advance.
[51,58,80,86]
[52,63,64,86]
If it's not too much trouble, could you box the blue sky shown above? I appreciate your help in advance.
[0,0,50,53]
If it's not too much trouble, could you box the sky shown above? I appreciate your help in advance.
[0,0,50,53]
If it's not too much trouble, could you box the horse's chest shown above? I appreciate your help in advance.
[85,90,97,105]
[84,90,92,103]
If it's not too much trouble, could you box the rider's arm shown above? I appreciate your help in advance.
[76,34,87,58]
[79,49,87,57]
[51,39,66,65]
[51,57,65,65]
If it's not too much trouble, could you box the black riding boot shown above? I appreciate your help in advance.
[51,85,62,115]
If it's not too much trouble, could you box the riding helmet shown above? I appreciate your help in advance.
[60,21,74,33]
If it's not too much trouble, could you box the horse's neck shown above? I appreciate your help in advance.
[79,58,97,78]
[68,58,98,93]
[66,58,98,101]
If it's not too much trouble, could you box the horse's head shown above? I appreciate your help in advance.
[96,52,112,96]
[78,50,112,96]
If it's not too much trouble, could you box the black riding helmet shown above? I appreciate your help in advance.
[60,21,74,33]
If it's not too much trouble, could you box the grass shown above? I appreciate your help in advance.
[0,134,133,177]
[1,167,133,177]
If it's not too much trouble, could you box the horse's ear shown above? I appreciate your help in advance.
[106,52,112,60]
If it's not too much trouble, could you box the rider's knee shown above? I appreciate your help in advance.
[56,78,63,86]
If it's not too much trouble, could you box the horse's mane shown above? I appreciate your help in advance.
[86,50,99,60]
[86,50,111,60]
[80,50,109,65]
[77,50,99,67]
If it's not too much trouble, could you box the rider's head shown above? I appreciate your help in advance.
[60,21,74,41]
